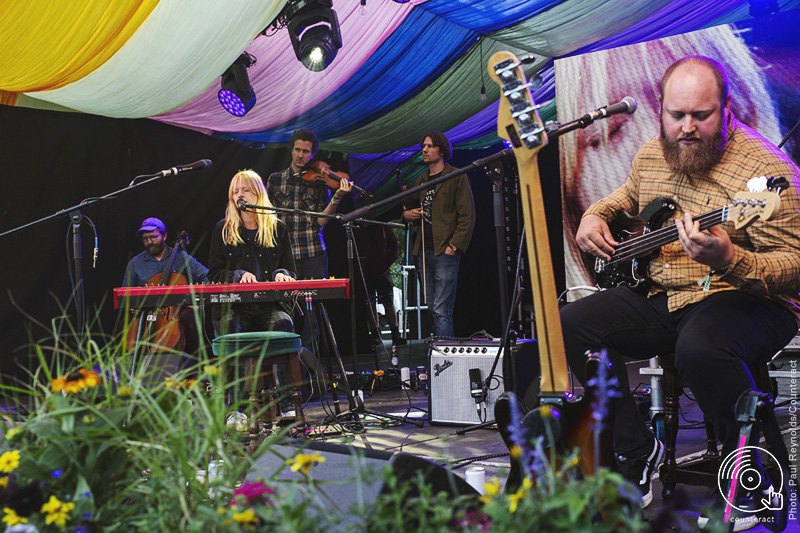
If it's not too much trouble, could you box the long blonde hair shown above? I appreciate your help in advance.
[222,170,278,248]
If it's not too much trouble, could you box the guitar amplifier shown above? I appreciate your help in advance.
[428,338,539,426]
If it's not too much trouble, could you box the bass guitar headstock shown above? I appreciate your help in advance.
[488,51,548,165]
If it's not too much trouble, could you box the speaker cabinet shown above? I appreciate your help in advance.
[428,338,539,425]
[246,439,477,527]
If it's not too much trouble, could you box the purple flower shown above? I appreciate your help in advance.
[51,469,64,479]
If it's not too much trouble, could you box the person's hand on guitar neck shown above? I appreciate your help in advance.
[576,214,619,260]
[675,211,734,269]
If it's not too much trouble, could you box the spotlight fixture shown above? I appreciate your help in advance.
[286,0,342,72]
[218,52,257,116]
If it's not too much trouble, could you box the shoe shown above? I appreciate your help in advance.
[616,434,665,508]
[391,332,407,345]
[697,484,781,532]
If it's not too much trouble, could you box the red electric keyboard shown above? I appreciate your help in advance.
[113,279,350,309]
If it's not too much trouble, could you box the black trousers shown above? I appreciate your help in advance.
[560,286,796,457]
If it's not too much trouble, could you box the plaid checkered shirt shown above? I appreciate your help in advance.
[584,115,800,316]
[267,167,331,260]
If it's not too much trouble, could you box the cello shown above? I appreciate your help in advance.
[125,231,191,354]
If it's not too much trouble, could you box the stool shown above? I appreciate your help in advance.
[212,331,307,444]
[657,353,721,499]
[654,352,786,499]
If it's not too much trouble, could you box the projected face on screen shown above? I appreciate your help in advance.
[555,22,788,292]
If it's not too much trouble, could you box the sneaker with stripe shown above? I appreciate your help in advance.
[616,434,665,508]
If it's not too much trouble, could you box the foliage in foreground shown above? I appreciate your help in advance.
[0,329,650,532]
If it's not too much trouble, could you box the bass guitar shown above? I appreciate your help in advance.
[594,178,785,288]
[488,51,616,489]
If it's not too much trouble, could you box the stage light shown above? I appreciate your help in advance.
[218,52,256,116]
[286,0,342,72]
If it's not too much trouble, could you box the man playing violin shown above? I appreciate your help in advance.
[122,217,209,356]
[266,129,352,351]
[562,56,800,511]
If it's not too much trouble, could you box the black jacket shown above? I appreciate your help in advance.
[207,219,296,283]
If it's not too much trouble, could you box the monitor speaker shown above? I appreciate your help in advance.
[428,338,539,425]
[246,439,477,527]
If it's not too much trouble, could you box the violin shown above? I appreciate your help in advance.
[125,231,191,353]
[299,160,373,199]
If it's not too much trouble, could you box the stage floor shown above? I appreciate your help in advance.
[294,340,799,532]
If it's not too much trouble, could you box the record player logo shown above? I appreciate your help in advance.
[717,445,783,512]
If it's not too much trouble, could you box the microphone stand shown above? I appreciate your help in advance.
[0,169,204,351]
[242,203,423,428]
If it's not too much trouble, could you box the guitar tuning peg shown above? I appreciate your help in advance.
[767,176,789,194]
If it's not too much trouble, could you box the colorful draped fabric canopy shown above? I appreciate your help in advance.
[2,0,799,191]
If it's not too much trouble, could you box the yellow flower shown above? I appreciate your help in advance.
[117,386,133,397]
[2,507,28,526]
[83,415,96,424]
[41,495,75,527]
[508,489,525,513]
[51,368,101,394]
[164,378,196,389]
[479,476,501,504]
[567,456,580,469]
[0,477,8,488]
[4,427,22,441]
[0,450,20,473]
[509,445,522,459]
[232,508,257,524]
[539,404,552,417]
[286,452,325,475]
[204,365,221,376]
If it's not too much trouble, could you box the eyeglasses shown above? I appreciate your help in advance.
[141,235,162,243]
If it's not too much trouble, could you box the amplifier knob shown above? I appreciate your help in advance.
[482,347,488,353]
[459,347,464,353]
[465,347,472,354]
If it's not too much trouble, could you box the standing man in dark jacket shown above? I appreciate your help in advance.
[402,131,475,337]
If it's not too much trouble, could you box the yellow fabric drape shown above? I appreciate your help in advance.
[0,91,19,106]
[0,0,160,93]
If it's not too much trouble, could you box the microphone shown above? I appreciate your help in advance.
[469,368,484,414]
[579,96,637,125]
[236,198,248,211]
[158,159,213,177]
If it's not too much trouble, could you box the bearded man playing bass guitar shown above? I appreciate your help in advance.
[563,56,800,510]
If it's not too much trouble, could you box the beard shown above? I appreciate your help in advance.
[660,120,727,176]
[146,242,165,257]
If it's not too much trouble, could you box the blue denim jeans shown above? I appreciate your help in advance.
[421,250,460,337]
